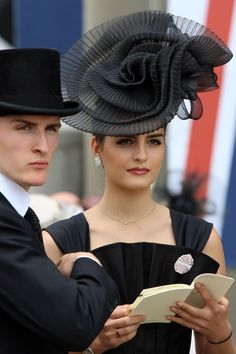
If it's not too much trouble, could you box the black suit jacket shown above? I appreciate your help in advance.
[0,193,118,354]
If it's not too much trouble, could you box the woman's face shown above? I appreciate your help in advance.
[92,128,165,191]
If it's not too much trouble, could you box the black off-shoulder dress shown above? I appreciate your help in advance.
[46,209,219,354]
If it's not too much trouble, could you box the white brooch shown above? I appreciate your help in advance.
[174,254,194,274]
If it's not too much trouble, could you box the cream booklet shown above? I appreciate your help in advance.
[130,273,234,323]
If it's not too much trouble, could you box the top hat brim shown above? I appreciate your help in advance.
[0,100,80,117]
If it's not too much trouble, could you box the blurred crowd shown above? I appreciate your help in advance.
[29,191,102,228]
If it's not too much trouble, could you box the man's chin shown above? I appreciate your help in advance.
[25,178,48,189]
[33,179,48,187]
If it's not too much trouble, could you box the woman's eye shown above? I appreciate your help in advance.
[117,138,133,145]
[149,139,162,145]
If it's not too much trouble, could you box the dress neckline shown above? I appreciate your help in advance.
[80,208,179,252]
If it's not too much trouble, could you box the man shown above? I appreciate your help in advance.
[0,48,118,354]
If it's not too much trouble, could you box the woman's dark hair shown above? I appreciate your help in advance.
[94,134,105,147]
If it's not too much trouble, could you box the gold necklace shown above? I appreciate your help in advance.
[101,204,156,225]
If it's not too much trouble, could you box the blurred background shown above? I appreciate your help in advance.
[0,0,235,342]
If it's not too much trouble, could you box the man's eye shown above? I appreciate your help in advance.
[17,124,30,130]
[47,126,60,133]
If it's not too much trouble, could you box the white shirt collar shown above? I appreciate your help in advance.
[0,173,29,216]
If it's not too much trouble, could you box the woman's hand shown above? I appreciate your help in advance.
[57,252,101,277]
[166,282,232,342]
[70,304,145,354]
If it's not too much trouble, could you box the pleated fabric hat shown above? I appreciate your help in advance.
[61,11,233,136]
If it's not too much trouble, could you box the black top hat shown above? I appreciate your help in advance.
[0,48,79,116]
[61,11,233,136]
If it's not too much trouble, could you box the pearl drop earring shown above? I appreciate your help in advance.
[94,155,101,167]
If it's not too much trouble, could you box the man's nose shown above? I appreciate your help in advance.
[33,132,49,153]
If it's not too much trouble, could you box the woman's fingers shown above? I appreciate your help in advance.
[166,283,231,340]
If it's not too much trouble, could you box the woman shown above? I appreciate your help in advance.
[43,11,235,354]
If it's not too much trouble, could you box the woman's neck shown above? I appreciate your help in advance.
[98,184,155,220]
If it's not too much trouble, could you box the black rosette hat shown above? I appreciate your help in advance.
[61,11,233,136]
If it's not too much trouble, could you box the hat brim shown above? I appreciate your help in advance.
[0,100,80,117]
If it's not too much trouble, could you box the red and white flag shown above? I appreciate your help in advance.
[167,0,236,266]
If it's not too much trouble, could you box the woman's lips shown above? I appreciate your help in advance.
[127,168,150,175]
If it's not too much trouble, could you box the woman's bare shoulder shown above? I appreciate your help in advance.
[203,227,226,274]
[42,229,63,264]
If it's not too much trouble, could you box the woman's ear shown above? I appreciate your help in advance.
[91,136,100,155]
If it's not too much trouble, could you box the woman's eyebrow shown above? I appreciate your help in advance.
[147,133,164,138]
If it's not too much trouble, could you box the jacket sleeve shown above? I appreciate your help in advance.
[0,205,119,351]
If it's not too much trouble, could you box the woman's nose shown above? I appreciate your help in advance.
[133,142,147,161]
